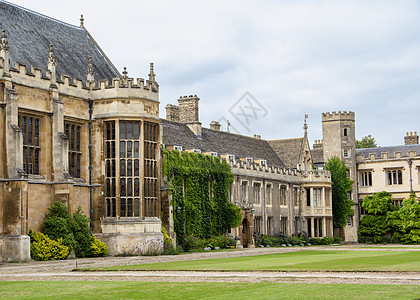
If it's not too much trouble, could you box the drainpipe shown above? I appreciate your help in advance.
[408,159,413,192]
[88,99,93,233]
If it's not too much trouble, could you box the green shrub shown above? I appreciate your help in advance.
[162,225,181,255]
[28,230,69,261]
[90,236,108,257]
[43,202,75,250]
[208,234,236,249]
[183,235,207,251]
[309,236,339,245]
[71,207,92,258]
[288,235,302,245]
[43,202,96,258]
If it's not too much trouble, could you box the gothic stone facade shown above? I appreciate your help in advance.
[162,96,333,247]
[0,2,162,261]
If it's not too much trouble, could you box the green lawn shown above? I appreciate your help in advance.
[91,250,420,272]
[1,281,419,300]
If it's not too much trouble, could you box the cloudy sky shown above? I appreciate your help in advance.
[5,0,420,147]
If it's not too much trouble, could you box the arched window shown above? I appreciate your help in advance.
[344,128,348,136]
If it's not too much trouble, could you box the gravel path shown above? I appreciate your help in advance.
[1,245,419,285]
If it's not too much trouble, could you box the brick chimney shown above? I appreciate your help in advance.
[209,121,221,131]
[405,132,419,145]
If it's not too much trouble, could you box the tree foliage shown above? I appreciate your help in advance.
[358,192,394,243]
[325,156,354,228]
[388,193,420,244]
[163,150,241,247]
[356,135,377,149]
[358,192,420,244]
[361,191,395,216]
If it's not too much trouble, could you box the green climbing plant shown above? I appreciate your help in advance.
[163,149,241,248]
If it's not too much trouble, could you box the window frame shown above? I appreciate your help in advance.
[65,122,83,178]
[253,181,262,205]
[19,114,41,175]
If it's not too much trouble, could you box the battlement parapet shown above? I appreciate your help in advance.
[178,94,200,102]
[302,170,331,182]
[3,62,159,102]
[322,111,355,121]
[356,149,420,162]
[228,160,299,178]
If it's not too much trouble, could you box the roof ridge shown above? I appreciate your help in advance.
[0,0,82,30]
[267,137,304,142]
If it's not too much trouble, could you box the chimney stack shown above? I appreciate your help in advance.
[405,132,419,145]
[165,104,180,122]
[177,95,202,138]
[209,121,221,131]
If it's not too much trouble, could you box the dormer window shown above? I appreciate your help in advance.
[228,154,235,164]
[246,157,253,166]
[174,146,183,152]
[193,149,201,154]
[210,152,218,157]
[260,160,267,168]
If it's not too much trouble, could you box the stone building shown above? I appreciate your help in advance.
[356,132,420,212]
[0,2,162,261]
[162,96,333,247]
[312,111,420,242]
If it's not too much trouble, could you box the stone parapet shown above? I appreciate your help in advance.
[322,111,355,122]
[3,62,159,102]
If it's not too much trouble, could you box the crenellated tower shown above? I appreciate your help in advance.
[321,111,358,242]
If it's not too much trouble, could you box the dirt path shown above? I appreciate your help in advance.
[1,245,419,285]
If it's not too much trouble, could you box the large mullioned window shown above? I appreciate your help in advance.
[105,122,117,217]
[144,122,159,217]
[120,121,141,218]
[104,121,159,218]
[19,115,40,175]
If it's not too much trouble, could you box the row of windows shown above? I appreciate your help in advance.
[241,182,300,207]
[359,169,404,187]
[253,216,303,235]
[19,115,82,178]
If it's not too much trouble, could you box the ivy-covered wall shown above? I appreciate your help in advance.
[163,150,241,246]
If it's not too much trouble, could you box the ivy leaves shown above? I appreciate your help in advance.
[163,150,240,247]
[325,156,354,229]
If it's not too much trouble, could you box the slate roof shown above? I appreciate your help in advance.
[267,138,305,169]
[161,119,286,168]
[356,144,420,158]
[0,1,119,83]
[311,147,324,164]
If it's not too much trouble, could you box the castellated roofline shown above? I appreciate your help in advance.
[322,110,355,121]
[1,61,159,102]
[224,158,331,183]
[356,149,420,162]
